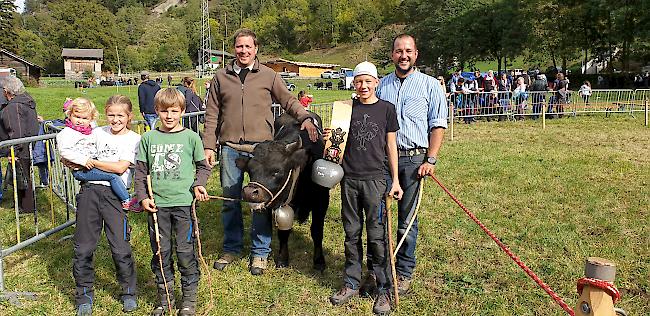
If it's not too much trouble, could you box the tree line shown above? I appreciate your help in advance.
[1,0,648,75]
[401,0,650,75]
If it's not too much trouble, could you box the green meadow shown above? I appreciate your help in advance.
[0,84,648,315]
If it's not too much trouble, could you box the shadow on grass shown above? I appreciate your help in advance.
[194,198,344,287]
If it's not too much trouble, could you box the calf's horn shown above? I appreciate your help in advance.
[285,138,302,152]
[226,142,257,153]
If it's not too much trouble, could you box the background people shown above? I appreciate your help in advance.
[579,80,592,106]
[177,77,204,134]
[298,90,313,109]
[0,76,39,213]
[138,71,161,129]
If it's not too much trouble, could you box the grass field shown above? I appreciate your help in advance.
[0,86,648,315]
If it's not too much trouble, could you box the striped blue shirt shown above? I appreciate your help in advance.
[377,70,448,150]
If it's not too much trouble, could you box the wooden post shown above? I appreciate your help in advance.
[640,98,648,128]
[542,95,546,130]
[450,103,454,141]
[575,257,617,316]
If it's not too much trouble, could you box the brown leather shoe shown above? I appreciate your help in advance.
[397,275,412,295]
[249,256,268,275]
[329,286,359,305]
[373,292,391,315]
[213,253,238,271]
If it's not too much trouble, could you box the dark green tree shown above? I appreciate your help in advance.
[116,4,148,45]
[14,29,47,66]
[0,0,17,50]
[47,0,122,71]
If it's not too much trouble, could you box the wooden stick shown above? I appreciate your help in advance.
[190,198,215,315]
[385,195,399,307]
[394,180,424,260]
[147,175,173,314]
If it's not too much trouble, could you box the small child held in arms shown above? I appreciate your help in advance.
[134,88,210,316]
[56,97,138,210]
[328,61,403,315]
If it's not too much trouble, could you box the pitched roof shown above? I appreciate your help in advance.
[0,49,45,70]
[61,48,104,59]
[265,58,339,69]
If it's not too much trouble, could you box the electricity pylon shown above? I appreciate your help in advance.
[199,0,212,78]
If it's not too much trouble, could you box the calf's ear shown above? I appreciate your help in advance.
[235,157,250,171]
[289,148,308,169]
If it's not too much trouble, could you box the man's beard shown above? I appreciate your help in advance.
[395,63,413,76]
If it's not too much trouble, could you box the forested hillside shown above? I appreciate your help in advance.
[1,0,649,74]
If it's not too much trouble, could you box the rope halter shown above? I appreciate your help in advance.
[247,166,300,210]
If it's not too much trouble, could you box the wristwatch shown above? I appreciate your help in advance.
[426,156,437,165]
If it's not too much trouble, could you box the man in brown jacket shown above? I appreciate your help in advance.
[203,28,318,276]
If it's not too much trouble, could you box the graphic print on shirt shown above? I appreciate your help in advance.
[96,142,119,160]
[150,143,183,180]
[351,114,379,151]
[75,137,98,159]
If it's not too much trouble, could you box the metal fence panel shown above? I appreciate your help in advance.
[0,132,77,295]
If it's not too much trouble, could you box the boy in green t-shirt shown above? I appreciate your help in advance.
[134,88,211,316]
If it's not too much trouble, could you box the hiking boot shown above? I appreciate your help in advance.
[329,285,359,306]
[249,256,268,276]
[122,297,138,313]
[76,303,92,316]
[178,288,197,316]
[373,292,391,315]
[178,305,196,316]
[213,252,238,271]
[359,272,377,297]
[397,275,412,296]
[151,283,175,316]
[150,305,174,316]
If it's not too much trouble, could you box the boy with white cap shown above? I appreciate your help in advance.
[329,61,403,314]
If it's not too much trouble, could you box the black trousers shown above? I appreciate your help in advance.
[5,158,36,212]
[147,206,200,292]
[340,178,391,292]
[73,184,137,306]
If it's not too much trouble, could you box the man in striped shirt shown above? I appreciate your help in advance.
[375,33,448,296]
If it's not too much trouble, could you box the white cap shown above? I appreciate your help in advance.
[353,61,378,79]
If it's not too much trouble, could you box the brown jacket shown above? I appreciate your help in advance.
[202,59,311,150]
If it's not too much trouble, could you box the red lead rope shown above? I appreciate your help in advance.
[430,175,576,316]
[577,278,621,304]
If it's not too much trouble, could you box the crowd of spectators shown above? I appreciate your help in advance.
[633,71,650,89]
[444,68,581,122]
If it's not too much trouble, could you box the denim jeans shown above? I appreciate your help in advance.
[385,154,424,279]
[37,164,49,185]
[142,113,158,130]
[220,145,272,258]
[73,168,130,202]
